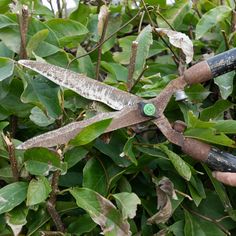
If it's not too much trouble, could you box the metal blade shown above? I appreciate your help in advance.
[18,60,140,110]
[17,104,153,149]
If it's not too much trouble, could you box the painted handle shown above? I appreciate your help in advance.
[181,138,236,172]
[184,48,236,84]
[207,48,236,77]
[205,148,236,172]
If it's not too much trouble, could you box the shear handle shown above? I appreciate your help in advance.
[184,48,236,85]
[182,138,236,172]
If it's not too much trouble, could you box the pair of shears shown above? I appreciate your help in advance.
[17,48,236,172]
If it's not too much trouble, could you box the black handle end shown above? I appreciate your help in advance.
[207,48,236,77]
[205,148,236,172]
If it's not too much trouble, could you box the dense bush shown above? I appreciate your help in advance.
[0,0,236,235]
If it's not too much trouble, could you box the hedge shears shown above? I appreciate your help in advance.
[17,48,236,172]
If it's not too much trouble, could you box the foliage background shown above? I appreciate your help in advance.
[1,0,236,235]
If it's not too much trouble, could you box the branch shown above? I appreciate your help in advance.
[18,5,29,59]
[95,8,109,81]
[130,65,149,92]
[221,30,230,50]
[127,41,138,91]
[46,170,65,232]
[2,134,19,181]
[68,9,142,66]
[56,0,62,18]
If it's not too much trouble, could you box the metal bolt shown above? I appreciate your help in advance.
[143,103,156,117]
[175,90,188,101]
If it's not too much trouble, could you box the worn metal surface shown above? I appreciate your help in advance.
[18,60,140,110]
[207,48,236,77]
[206,148,236,172]
[183,61,212,85]
[182,138,211,162]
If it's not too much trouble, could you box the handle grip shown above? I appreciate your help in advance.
[205,148,236,172]
[181,138,236,172]
[184,48,236,85]
[207,48,236,77]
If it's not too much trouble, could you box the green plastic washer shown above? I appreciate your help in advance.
[143,103,156,116]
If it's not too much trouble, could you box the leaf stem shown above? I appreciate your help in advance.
[221,30,230,50]
[127,41,138,91]
[183,205,231,235]
[130,65,149,92]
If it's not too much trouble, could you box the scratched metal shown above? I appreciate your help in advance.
[18,60,141,110]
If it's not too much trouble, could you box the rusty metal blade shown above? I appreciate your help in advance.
[17,106,151,149]
[18,60,141,110]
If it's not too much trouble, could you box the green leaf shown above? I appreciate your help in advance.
[64,146,88,169]
[184,128,235,147]
[200,100,233,121]
[112,192,141,220]
[157,0,191,29]
[0,121,8,130]
[69,3,91,25]
[101,61,128,82]
[214,120,236,134]
[26,176,51,206]
[0,14,17,29]
[24,147,67,176]
[70,187,131,236]
[195,6,232,39]
[6,205,28,236]
[0,182,28,214]
[0,57,14,81]
[77,45,95,78]
[160,145,191,181]
[185,84,211,103]
[83,158,108,196]
[21,74,61,119]
[26,29,59,58]
[68,214,96,234]
[133,25,153,80]
[46,18,88,45]
[69,118,112,146]
[214,71,235,100]
[123,136,137,165]
[29,107,55,127]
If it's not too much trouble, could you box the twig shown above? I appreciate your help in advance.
[232,5,236,32]
[127,41,138,91]
[10,115,18,138]
[2,134,19,181]
[68,9,142,66]
[61,0,67,18]
[56,0,62,18]
[138,11,145,33]
[155,11,175,30]
[40,231,64,236]
[175,189,192,201]
[95,9,109,81]
[183,206,231,235]
[47,0,55,15]
[46,170,65,232]
[18,5,29,59]
[130,65,149,92]
[221,30,230,50]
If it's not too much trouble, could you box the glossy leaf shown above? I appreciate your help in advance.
[26,176,51,206]
[195,6,232,39]
[6,205,28,236]
[0,182,28,214]
[200,100,233,121]
[69,118,112,146]
[24,147,67,176]
[214,71,235,100]
[0,57,14,81]
[83,158,108,196]
[113,192,141,220]
[123,136,137,165]
[70,187,131,236]
[160,145,191,181]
